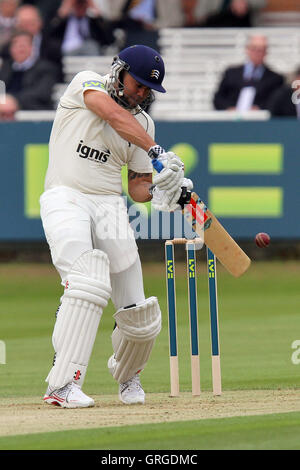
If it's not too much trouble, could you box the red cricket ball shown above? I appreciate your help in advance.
[255,232,270,248]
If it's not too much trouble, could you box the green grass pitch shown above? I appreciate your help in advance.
[0,256,300,450]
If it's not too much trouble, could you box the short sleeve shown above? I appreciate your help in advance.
[60,71,108,109]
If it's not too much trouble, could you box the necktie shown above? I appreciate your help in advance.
[77,18,88,39]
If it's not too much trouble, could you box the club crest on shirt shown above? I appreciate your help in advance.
[76,140,111,163]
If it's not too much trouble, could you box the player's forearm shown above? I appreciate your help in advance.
[108,111,155,151]
[84,90,156,152]
[128,170,153,203]
[129,181,152,203]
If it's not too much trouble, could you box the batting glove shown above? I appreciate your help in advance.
[150,186,183,212]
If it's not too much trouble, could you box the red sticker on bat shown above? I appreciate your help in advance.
[187,197,208,225]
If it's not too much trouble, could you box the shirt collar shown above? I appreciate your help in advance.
[244,62,265,80]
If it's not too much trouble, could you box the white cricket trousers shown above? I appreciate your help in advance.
[40,186,146,308]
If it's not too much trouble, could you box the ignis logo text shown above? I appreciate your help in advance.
[76,140,110,163]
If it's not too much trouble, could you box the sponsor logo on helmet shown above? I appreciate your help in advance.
[150,69,160,79]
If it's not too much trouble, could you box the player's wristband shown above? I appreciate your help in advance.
[148,145,165,160]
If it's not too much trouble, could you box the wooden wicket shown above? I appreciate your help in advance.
[165,238,222,397]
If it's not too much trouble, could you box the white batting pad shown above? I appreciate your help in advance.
[46,249,112,390]
[108,297,161,383]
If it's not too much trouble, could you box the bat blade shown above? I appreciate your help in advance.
[184,192,251,277]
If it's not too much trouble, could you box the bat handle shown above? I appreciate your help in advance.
[151,158,164,173]
[177,187,192,208]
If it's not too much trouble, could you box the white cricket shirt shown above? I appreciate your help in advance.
[45,70,154,194]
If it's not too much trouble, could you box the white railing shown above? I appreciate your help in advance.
[150,27,300,118]
[15,27,300,121]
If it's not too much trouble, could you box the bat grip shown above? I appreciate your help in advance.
[177,187,192,208]
[151,158,164,173]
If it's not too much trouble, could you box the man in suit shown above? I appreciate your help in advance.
[47,0,115,56]
[0,31,60,119]
[203,0,266,28]
[0,0,19,49]
[0,5,63,80]
[268,67,300,118]
[15,5,61,64]
[213,35,284,111]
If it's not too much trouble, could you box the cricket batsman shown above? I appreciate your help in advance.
[40,44,193,407]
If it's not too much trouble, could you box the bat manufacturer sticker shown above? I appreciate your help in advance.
[184,195,212,232]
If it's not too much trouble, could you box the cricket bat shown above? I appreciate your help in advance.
[150,157,251,278]
[184,192,251,277]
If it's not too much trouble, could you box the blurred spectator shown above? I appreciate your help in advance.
[19,0,61,22]
[103,0,158,50]
[268,67,300,118]
[203,0,266,27]
[0,31,60,119]
[97,1,199,29]
[47,0,116,56]
[15,5,61,64]
[95,0,153,23]
[213,35,284,112]
[180,0,198,26]
[127,0,156,26]
[96,0,265,28]
[0,0,19,48]
[0,4,63,79]
[155,0,265,28]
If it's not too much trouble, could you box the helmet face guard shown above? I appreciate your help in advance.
[108,56,155,114]
[108,45,165,114]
